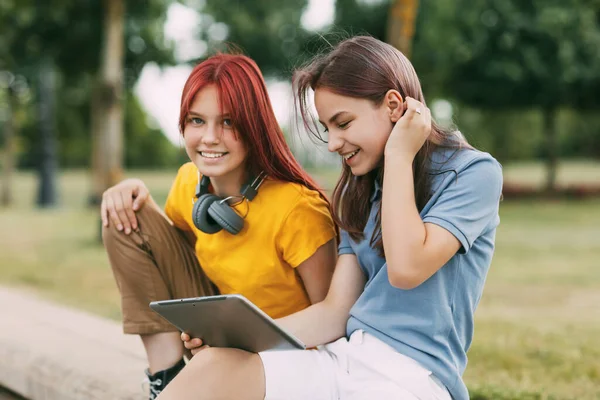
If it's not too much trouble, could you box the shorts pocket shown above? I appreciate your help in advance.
[324,336,350,374]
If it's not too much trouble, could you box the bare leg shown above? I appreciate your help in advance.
[157,347,265,400]
[142,332,185,374]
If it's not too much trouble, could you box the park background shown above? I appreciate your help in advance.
[1,0,599,399]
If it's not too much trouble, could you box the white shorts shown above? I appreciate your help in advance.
[259,330,452,400]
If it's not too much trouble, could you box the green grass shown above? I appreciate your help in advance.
[465,199,600,399]
[1,161,599,399]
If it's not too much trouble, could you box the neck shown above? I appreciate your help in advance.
[210,169,248,200]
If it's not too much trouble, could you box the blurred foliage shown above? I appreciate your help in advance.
[16,89,187,169]
[1,0,600,171]
[123,93,188,169]
[456,107,600,163]
[310,0,600,165]
[0,0,180,169]
[193,0,391,76]
[442,0,600,110]
[197,0,312,76]
[0,0,175,89]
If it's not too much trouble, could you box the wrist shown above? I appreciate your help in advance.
[384,151,414,167]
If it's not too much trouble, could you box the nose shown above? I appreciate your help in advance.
[327,131,344,153]
[201,123,221,145]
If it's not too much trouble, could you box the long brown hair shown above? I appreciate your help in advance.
[179,53,328,202]
[294,36,470,255]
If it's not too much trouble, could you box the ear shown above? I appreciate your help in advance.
[384,90,404,122]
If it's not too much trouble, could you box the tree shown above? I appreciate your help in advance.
[321,0,600,190]
[0,0,176,205]
[192,0,311,76]
[387,0,420,58]
[0,1,68,207]
[440,0,600,190]
[333,0,389,41]
[37,58,58,207]
[1,85,16,206]
[91,0,126,206]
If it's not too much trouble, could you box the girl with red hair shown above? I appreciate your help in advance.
[100,53,337,399]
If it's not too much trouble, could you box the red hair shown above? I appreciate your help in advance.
[179,53,328,201]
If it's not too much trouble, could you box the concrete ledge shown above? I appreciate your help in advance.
[0,286,146,400]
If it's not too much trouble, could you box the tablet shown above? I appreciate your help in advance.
[149,294,306,353]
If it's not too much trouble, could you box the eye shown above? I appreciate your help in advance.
[223,118,233,127]
[338,121,350,129]
[189,117,204,125]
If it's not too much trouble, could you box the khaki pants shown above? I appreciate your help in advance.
[102,205,217,335]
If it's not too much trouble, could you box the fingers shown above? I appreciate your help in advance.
[180,333,209,357]
[403,97,431,123]
[183,337,204,350]
[132,185,149,211]
[100,179,147,234]
[101,197,109,227]
[120,192,138,232]
[104,195,123,231]
[103,190,129,233]
[115,193,132,233]
[403,97,421,117]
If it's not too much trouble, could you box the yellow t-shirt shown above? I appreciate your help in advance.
[164,162,337,319]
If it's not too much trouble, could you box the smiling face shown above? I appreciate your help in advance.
[183,84,248,194]
[314,88,394,176]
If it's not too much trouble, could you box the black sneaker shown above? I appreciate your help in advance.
[143,358,186,400]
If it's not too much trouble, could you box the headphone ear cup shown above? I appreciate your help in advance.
[192,194,223,234]
[208,202,244,235]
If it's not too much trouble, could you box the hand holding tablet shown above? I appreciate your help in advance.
[149,294,306,353]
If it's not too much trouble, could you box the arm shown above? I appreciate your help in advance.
[275,190,338,303]
[182,254,364,353]
[296,239,337,304]
[382,157,461,289]
[277,254,366,348]
[381,97,460,290]
[382,100,502,290]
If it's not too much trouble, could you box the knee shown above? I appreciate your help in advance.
[187,347,223,371]
[133,204,164,226]
[185,347,245,378]
[101,215,142,259]
[185,347,261,377]
[101,205,163,248]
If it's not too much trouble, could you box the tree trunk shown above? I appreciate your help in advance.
[89,83,104,206]
[90,0,125,205]
[386,0,420,58]
[543,107,558,192]
[485,110,510,164]
[1,87,16,207]
[37,58,58,207]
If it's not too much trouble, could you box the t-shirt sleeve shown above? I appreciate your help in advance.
[422,157,503,254]
[164,164,194,232]
[338,229,355,255]
[276,192,337,268]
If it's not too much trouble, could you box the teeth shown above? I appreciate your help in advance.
[201,152,226,158]
[343,150,359,160]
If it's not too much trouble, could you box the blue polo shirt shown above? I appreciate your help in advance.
[341,148,503,400]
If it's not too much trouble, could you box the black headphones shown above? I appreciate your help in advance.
[192,172,266,235]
